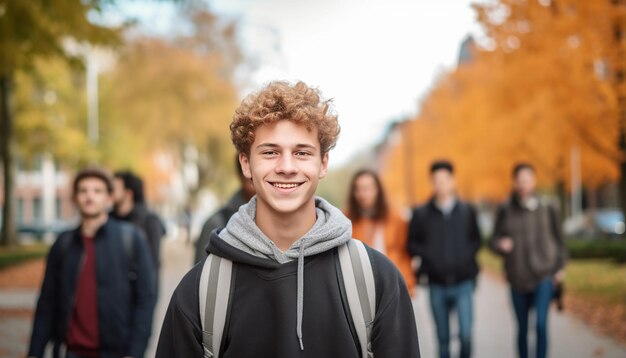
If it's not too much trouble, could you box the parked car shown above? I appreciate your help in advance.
[563,208,625,239]
[593,208,625,237]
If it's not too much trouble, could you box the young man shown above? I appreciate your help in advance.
[156,81,420,357]
[490,163,567,358]
[112,170,165,272]
[407,161,481,358]
[28,168,157,358]
[194,157,256,264]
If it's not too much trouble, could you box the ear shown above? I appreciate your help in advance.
[319,152,329,179]
[239,153,253,180]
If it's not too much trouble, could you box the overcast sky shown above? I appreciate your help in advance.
[117,0,482,167]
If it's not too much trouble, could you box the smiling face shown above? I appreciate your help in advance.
[240,120,329,218]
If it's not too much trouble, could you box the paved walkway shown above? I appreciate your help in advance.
[145,238,195,357]
[2,240,625,357]
[414,275,626,357]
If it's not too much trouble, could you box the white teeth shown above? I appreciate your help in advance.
[273,183,299,189]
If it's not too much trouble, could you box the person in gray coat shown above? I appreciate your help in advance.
[490,163,567,358]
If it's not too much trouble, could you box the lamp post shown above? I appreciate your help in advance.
[86,45,100,145]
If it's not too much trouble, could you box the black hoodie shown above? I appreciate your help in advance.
[156,198,420,358]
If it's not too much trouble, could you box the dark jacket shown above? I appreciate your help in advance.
[28,219,157,358]
[112,203,165,269]
[407,199,481,285]
[194,190,248,264]
[489,194,568,292]
[156,232,420,358]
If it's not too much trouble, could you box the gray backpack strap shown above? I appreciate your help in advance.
[199,254,233,358]
[338,239,376,358]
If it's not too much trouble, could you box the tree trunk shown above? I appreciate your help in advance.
[0,73,17,247]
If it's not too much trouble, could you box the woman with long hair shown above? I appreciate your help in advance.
[346,169,415,295]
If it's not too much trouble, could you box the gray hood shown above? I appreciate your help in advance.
[219,196,352,264]
[218,195,353,351]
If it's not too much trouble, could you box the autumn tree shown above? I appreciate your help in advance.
[14,57,97,167]
[99,9,242,206]
[0,0,189,246]
[472,0,622,208]
[0,0,123,246]
[380,0,622,214]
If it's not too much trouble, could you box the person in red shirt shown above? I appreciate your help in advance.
[28,168,156,358]
[65,231,100,357]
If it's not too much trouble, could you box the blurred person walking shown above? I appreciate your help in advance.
[407,160,481,358]
[345,169,415,295]
[111,171,165,281]
[28,168,157,358]
[194,158,256,264]
[490,163,567,358]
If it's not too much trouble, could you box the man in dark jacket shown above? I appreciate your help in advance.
[28,168,157,358]
[112,171,165,272]
[407,160,481,358]
[194,157,256,264]
[156,81,420,357]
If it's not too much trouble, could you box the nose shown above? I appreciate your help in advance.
[275,153,299,175]
[83,190,96,200]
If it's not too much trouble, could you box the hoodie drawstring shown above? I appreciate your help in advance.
[296,242,305,351]
[218,197,354,352]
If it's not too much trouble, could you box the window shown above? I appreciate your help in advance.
[33,197,43,221]
[17,198,25,223]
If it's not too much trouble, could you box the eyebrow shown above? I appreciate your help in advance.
[255,143,318,151]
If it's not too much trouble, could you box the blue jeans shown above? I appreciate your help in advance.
[429,279,475,358]
[511,278,553,358]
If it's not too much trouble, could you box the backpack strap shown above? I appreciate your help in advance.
[198,242,374,358]
[338,239,376,358]
[199,254,233,358]
[119,223,137,281]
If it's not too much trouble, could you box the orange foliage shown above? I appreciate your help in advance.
[98,36,240,204]
[381,0,620,208]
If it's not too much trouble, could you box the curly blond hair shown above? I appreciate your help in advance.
[230,81,340,155]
